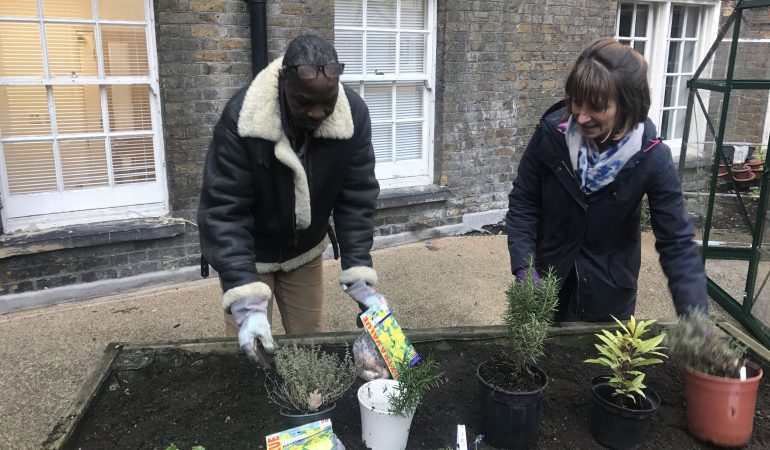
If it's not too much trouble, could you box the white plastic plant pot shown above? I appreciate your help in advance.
[357,379,415,450]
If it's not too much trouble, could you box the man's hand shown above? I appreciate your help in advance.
[231,296,275,368]
[343,280,386,327]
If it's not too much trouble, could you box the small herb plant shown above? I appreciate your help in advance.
[584,316,666,407]
[266,343,356,413]
[387,353,445,417]
[504,256,559,381]
[665,308,746,378]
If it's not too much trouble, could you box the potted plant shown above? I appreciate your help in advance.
[584,316,666,450]
[476,257,559,449]
[266,343,356,428]
[357,352,444,450]
[665,309,764,447]
[731,163,754,181]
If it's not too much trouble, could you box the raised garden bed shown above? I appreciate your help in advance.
[46,325,770,450]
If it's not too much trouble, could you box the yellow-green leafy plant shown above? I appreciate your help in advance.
[584,316,667,407]
[387,352,445,417]
[504,256,559,382]
[266,343,356,413]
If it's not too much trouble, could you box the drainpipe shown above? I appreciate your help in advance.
[244,0,268,76]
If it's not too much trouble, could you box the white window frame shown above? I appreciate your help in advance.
[616,0,720,158]
[0,0,167,232]
[335,0,437,189]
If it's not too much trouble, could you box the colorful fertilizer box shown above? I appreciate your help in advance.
[264,419,338,450]
[360,303,421,379]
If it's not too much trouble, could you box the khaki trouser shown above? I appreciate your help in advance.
[225,255,324,337]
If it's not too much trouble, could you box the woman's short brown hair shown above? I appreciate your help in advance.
[565,38,650,138]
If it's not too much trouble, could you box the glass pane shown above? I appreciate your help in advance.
[45,24,98,77]
[667,41,680,73]
[371,123,392,162]
[0,3,38,16]
[674,109,685,139]
[366,31,396,74]
[3,141,57,194]
[335,0,363,27]
[618,3,633,37]
[633,41,645,55]
[670,5,683,38]
[395,122,422,161]
[682,41,695,73]
[661,110,671,139]
[396,82,422,118]
[101,25,149,76]
[663,76,675,107]
[59,139,108,189]
[43,0,92,19]
[99,0,145,21]
[677,76,688,108]
[107,84,151,132]
[400,0,426,30]
[363,81,391,121]
[367,0,396,28]
[0,86,51,136]
[53,85,102,134]
[111,136,156,184]
[335,30,363,75]
[635,5,649,38]
[399,33,425,73]
[685,6,700,38]
[0,23,44,77]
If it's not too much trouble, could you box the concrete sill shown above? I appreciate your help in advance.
[376,185,451,210]
[0,218,187,259]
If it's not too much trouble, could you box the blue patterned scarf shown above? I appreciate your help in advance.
[566,117,645,194]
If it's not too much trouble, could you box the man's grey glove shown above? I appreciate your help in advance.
[343,280,385,327]
[230,295,275,368]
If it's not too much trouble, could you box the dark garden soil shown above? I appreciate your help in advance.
[70,338,770,450]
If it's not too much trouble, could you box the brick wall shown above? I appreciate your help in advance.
[430,0,618,228]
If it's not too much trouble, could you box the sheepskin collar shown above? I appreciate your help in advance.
[237,57,354,141]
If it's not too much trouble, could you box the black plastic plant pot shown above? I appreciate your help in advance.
[279,401,336,428]
[477,360,548,449]
[589,377,660,450]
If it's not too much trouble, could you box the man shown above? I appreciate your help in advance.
[198,35,385,368]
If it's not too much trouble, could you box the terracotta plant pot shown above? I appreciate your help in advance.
[746,159,764,170]
[731,165,753,181]
[683,362,764,447]
[717,165,728,181]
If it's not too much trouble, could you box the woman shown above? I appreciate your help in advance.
[506,38,708,322]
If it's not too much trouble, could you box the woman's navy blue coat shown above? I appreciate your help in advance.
[506,102,708,321]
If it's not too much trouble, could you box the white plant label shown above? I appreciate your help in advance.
[740,365,747,381]
[457,424,468,450]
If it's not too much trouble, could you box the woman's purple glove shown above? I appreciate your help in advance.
[514,266,540,286]
[231,295,274,368]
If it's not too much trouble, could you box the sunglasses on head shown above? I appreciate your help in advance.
[284,63,345,80]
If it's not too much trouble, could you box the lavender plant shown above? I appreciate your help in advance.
[266,343,356,413]
[504,256,559,381]
[665,308,746,378]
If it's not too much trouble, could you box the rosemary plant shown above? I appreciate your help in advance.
[387,353,445,417]
[504,256,559,381]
